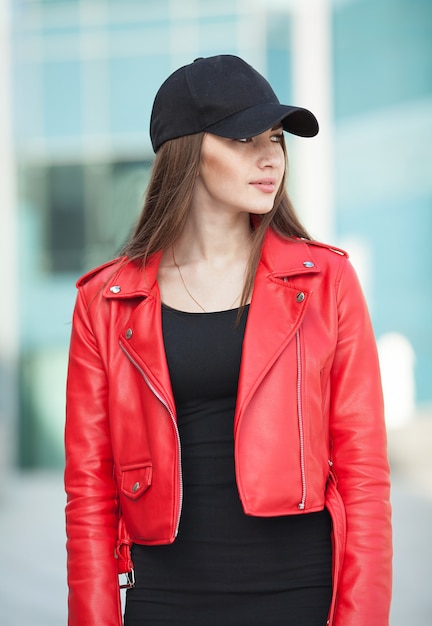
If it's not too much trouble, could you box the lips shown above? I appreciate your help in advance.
[250,178,277,193]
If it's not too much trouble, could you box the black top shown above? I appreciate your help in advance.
[124,305,332,626]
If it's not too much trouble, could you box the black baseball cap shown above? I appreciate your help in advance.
[150,54,319,152]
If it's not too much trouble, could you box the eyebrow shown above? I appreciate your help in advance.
[271,124,283,131]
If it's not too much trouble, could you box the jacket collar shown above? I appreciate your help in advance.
[259,227,322,279]
[101,251,163,300]
[100,228,321,300]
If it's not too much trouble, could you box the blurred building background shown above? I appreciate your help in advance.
[0,0,431,624]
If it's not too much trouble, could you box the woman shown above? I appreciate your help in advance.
[65,55,392,626]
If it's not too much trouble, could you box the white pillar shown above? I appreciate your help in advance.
[0,0,19,473]
[290,0,334,242]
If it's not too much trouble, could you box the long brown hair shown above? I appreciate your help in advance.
[121,132,311,307]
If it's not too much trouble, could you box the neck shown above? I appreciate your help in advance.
[158,210,254,313]
[173,210,253,267]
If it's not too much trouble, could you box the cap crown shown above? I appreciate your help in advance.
[150,55,279,151]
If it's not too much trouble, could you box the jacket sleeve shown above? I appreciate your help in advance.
[329,258,392,625]
[65,287,123,626]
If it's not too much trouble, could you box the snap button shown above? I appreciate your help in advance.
[303,261,314,268]
[296,292,305,303]
[131,481,140,493]
[125,328,133,339]
[110,285,121,293]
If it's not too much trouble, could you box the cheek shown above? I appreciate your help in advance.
[200,150,234,188]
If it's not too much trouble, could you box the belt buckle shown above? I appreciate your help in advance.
[119,569,135,589]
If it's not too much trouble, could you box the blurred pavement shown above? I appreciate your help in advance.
[0,414,431,626]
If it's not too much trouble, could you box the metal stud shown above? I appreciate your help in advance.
[110,285,121,293]
[296,292,305,303]
[303,261,314,268]
[131,481,140,493]
[125,328,133,339]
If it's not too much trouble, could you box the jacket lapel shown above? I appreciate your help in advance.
[103,252,176,417]
[235,231,321,421]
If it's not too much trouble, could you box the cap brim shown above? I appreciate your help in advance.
[205,103,319,139]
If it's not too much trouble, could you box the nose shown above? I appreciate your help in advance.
[257,140,283,169]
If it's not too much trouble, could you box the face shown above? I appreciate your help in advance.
[192,126,286,218]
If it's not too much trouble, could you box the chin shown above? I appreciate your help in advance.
[249,205,275,216]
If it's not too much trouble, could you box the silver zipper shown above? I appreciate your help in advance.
[296,330,307,510]
[120,341,183,537]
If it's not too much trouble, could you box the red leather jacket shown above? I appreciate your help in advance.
[65,227,392,626]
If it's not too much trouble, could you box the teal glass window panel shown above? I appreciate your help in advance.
[80,59,111,136]
[106,14,169,44]
[336,194,432,404]
[33,0,80,35]
[13,62,42,140]
[46,164,86,273]
[333,0,432,119]
[266,13,293,104]
[39,20,80,38]
[42,60,82,136]
[109,55,170,134]
[107,17,170,33]
[198,0,236,12]
[198,14,238,50]
[107,0,169,12]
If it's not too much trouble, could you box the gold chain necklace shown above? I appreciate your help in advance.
[172,247,241,313]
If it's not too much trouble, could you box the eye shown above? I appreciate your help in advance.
[235,137,252,143]
[271,133,284,143]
